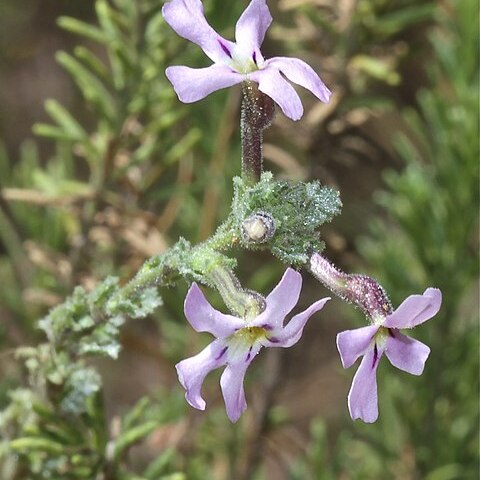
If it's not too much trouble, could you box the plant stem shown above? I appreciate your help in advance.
[241,82,275,185]
[118,219,237,300]
[309,251,393,321]
[207,265,265,318]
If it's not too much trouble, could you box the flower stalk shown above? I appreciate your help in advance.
[206,265,266,318]
[309,252,392,323]
[241,82,275,185]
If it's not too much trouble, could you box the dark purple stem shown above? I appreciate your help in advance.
[241,82,275,185]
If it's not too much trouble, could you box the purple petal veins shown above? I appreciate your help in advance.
[372,344,379,369]
[259,323,273,330]
[162,0,331,120]
[176,268,329,422]
[216,346,228,360]
[336,287,441,423]
[218,40,232,58]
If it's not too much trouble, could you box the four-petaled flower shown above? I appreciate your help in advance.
[336,288,442,423]
[176,268,330,422]
[162,0,331,120]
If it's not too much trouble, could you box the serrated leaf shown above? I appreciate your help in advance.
[61,367,101,414]
[89,276,120,309]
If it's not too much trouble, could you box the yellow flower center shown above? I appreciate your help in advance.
[233,326,268,344]
[374,326,389,347]
[226,326,268,361]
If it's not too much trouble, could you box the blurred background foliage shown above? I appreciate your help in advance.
[0,0,478,479]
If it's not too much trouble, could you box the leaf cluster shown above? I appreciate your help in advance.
[232,173,342,265]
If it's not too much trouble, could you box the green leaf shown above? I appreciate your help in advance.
[113,420,158,459]
[33,123,76,141]
[74,46,111,82]
[232,173,342,265]
[57,16,108,43]
[350,55,400,85]
[44,99,88,141]
[95,0,135,89]
[56,51,117,122]
[60,367,102,414]
[164,128,202,166]
[144,448,178,479]
[376,4,436,37]
[10,437,65,454]
[122,396,151,430]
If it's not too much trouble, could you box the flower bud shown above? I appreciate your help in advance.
[241,212,275,244]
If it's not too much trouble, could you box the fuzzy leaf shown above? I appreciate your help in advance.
[232,173,342,265]
[60,367,101,414]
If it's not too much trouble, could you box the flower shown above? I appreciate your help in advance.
[162,0,331,120]
[336,287,442,423]
[176,268,330,422]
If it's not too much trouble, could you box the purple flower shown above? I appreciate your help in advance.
[336,288,442,423]
[162,0,331,120]
[176,268,329,422]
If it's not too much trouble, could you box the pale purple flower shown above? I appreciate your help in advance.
[162,0,331,120]
[176,268,329,422]
[336,288,442,423]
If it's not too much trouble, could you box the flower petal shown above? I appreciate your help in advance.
[184,283,244,338]
[249,68,303,120]
[235,0,272,52]
[336,325,378,369]
[347,347,382,423]
[383,288,442,329]
[266,57,331,103]
[176,339,228,410]
[253,268,302,329]
[162,0,235,63]
[166,65,243,103]
[265,297,330,348]
[385,331,430,375]
[220,360,251,422]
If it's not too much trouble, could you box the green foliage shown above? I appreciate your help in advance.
[0,0,477,478]
[357,2,479,471]
[232,172,342,265]
[293,0,479,477]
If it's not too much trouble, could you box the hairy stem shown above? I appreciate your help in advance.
[309,251,393,321]
[241,82,275,185]
[207,266,265,318]
[118,219,238,304]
